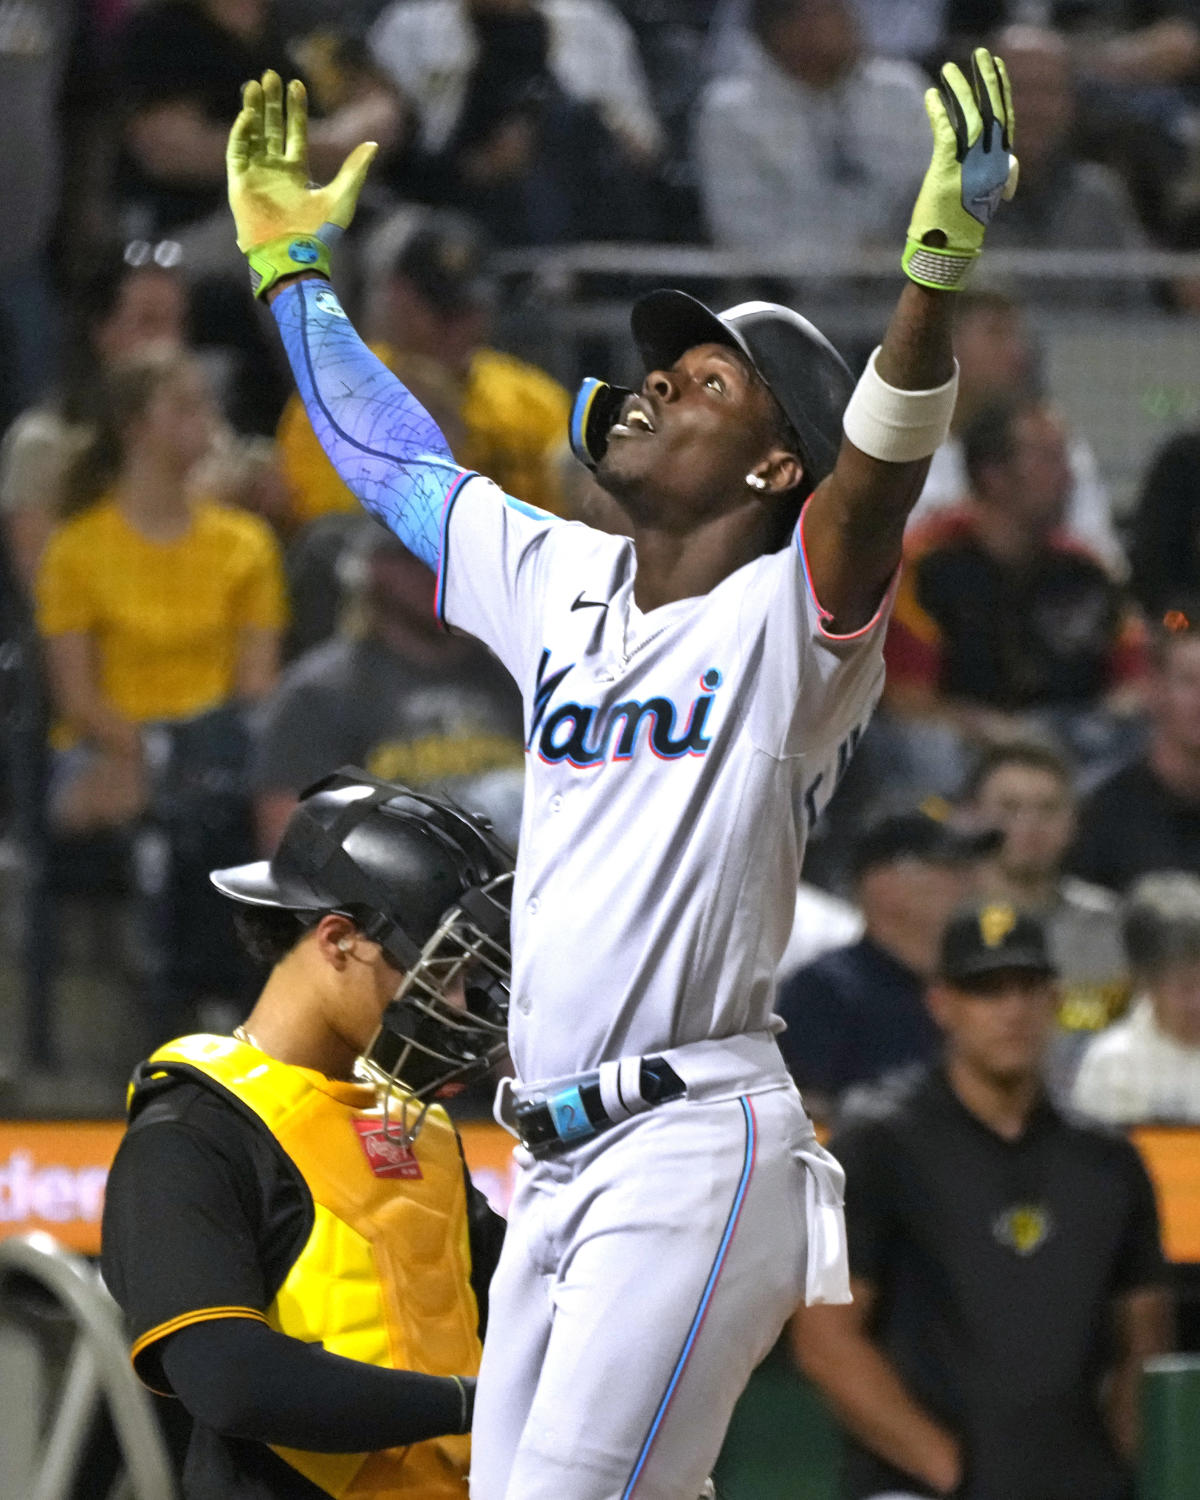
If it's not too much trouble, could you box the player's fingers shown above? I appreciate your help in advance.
[228,81,263,169]
[284,78,309,166]
[971,49,998,152]
[262,69,284,158]
[327,139,379,224]
[923,86,959,163]
[226,108,252,170]
[994,55,1015,151]
[939,62,982,156]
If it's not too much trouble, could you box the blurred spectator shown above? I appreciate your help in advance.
[113,0,404,263]
[34,347,286,1032]
[1074,870,1200,1123]
[791,898,1173,1500]
[982,26,1148,282]
[35,347,284,833]
[0,0,73,435]
[964,738,1130,1098]
[777,879,863,982]
[252,524,524,851]
[775,810,986,1122]
[369,0,663,243]
[1128,430,1200,619]
[885,396,1146,764]
[694,0,929,252]
[909,287,1122,572]
[847,0,948,62]
[0,248,189,591]
[277,209,571,531]
[1070,611,1200,890]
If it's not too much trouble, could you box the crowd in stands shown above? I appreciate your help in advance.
[0,0,1195,1130]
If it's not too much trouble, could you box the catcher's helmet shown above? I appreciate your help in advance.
[569,291,855,490]
[210,767,514,1106]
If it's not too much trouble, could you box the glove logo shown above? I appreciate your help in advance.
[288,239,321,265]
[968,181,1005,223]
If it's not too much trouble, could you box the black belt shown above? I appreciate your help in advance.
[512,1056,686,1158]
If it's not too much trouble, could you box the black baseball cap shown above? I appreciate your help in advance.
[390,212,493,316]
[851,809,1001,881]
[938,900,1057,987]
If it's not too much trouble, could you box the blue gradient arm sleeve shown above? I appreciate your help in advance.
[271,279,471,569]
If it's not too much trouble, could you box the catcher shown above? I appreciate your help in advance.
[101,769,513,1499]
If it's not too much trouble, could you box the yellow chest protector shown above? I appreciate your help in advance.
[142,1035,480,1499]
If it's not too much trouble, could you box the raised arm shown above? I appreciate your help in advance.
[803,50,1019,632]
[227,71,468,568]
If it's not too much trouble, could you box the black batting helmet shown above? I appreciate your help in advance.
[211,767,514,1106]
[568,290,855,489]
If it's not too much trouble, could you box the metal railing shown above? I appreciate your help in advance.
[0,1232,177,1500]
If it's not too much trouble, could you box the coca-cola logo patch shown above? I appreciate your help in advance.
[352,1119,423,1179]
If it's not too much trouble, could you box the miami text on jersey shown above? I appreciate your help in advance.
[529,650,723,768]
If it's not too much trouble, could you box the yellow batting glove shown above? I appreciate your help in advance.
[903,48,1019,291]
[227,69,377,299]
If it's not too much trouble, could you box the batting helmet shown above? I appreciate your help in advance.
[211,767,514,1106]
[569,290,855,489]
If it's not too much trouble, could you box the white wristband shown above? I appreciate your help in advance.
[842,347,959,464]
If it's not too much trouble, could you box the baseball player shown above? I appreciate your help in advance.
[225,52,1017,1500]
[101,770,515,1498]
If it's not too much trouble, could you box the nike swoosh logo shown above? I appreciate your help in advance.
[571,592,609,612]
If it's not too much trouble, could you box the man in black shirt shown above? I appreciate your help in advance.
[1071,615,1200,891]
[790,898,1172,1500]
[101,768,513,1498]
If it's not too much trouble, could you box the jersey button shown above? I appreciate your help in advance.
[550,794,563,813]
[527,896,540,915]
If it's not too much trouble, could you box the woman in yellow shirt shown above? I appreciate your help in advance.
[36,348,287,834]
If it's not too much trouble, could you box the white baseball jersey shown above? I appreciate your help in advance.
[438,478,893,1083]
[272,279,875,1500]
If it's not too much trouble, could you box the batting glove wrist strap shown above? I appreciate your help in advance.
[903,47,1019,292]
[901,242,979,291]
[245,228,338,299]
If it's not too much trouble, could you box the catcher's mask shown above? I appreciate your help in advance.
[210,767,515,1133]
[569,291,854,491]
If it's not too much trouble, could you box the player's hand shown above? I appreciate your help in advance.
[902,48,1018,292]
[227,70,377,296]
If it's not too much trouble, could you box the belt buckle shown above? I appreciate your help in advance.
[515,1083,599,1157]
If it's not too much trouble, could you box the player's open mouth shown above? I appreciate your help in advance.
[609,395,656,439]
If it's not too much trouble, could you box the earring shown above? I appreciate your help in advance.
[745,473,768,491]
[338,938,352,952]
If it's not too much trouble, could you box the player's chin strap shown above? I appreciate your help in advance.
[568,377,637,471]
